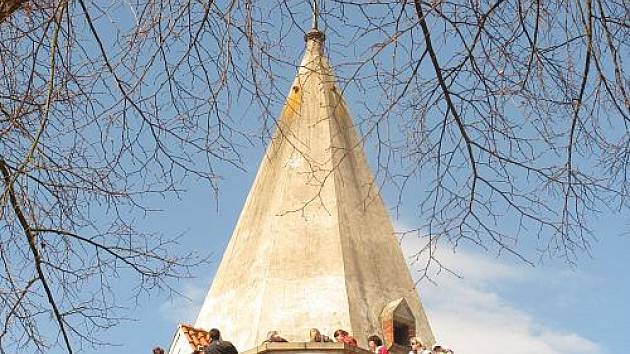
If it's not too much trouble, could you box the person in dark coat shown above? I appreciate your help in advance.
[202,328,238,354]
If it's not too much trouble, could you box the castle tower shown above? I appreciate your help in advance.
[169,26,434,354]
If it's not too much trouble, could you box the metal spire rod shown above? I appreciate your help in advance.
[311,0,319,30]
[305,0,325,42]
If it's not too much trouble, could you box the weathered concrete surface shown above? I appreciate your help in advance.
[193,29,434,351]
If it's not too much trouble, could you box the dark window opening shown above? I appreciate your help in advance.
[382,298,417,350]
[393,322,410,346]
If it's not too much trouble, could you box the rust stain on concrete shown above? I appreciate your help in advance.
[282,85,303,119]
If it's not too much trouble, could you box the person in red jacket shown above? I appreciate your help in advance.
[367,335,389,354]
[333,329,358,346]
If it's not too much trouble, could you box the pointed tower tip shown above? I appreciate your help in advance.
[305,0,325,47]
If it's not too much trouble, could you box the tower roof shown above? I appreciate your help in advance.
[192,29,434,350]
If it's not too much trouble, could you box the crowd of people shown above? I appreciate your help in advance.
[152,328,454,354]
[330,330,454,354]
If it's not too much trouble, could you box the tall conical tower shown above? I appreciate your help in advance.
[170,25,434,354]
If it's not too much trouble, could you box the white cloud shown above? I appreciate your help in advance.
[398,235,601,354]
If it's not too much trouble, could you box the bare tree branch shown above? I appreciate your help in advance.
[0,0,27,24]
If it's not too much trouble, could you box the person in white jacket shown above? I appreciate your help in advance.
[408,337,431,354]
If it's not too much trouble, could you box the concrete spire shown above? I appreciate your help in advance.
[192,30,434,351]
